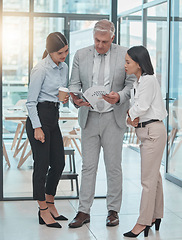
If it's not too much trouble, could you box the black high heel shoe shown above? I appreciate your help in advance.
[38,207,62,228]
[152,218,161,231]
[46,201,68,221]
[123,225,151,238]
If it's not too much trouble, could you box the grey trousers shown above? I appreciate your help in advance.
[136,121,167,225]
[78,111,125,214]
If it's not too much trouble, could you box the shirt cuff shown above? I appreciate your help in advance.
[128,109,136,121]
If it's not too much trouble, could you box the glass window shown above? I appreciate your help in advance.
[148,2,167,17]
[147,2,168,95]
[118,0,142,14]
[146,3,168,165]
[171,0,182,17]
[34,0,110,14]
[167,0,182,180]
[2,17,29,106]
[3,0,29,12]
[2,17,29,198]
[119,11,142,48]
[33,17,64,66]
[69,20,96,76]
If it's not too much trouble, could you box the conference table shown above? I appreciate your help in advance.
[3,106,78,168]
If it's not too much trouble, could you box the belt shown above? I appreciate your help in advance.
[135,119,159,128]
[38,101,60,108]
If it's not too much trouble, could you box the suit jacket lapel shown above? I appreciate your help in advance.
[109,44,118,87]
[87,45,95,88]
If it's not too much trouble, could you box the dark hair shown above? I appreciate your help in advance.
[127,45,154,75]
[42,32,68,59]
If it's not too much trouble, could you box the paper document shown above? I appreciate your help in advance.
[71,86,109,109]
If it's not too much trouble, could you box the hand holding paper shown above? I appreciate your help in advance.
[68,86,111,109]
[79,86,110,109]
[102,91,120,104]
[70,92,91,107]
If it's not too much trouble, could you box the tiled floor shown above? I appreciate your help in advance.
[1,145,182,240]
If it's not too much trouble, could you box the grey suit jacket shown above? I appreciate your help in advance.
[69,43,135,129]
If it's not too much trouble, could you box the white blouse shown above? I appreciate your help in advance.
[129,74,167,123]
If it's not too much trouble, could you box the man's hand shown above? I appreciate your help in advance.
[102,91,120,104]
[127,117,139,127]
[70,92,90,107]
[34,127,45,143]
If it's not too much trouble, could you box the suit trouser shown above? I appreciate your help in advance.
[26,102,65,201]
[78,110,125,214]
[136,121,167,225]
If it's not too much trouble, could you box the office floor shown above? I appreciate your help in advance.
[1,146,182,240]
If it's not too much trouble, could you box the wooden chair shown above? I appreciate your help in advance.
[63,128,82,157]
[3,141,10,167]
[17,137,32,168]
[2,127,11,167]
[60,119,82,157]
[10,99,27,151]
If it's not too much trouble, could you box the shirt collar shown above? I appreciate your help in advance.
[94,47,110,57]
[47,54,63,69]
[133,76,141,88]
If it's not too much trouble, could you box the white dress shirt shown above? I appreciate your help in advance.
[90,48,113,113]
[129,74,167,123]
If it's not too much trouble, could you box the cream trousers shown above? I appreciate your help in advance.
[136,121,167,225]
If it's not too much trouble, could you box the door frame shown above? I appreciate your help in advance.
[164,0,182,187]
[0,12,109,201]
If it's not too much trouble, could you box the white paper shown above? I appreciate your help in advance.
[83,86,109,108]
[70,86,109,109]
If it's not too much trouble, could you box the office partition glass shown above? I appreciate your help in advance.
[2,16,30,198]
[33,18,64,67]
[118,1,142,14]
[167,0,182,184]
[3,0,29,12]
[147,3,167,92]
[148,2,167,17]
[34,0,110,14]
[69,20,96,75]
[119,11,142,48]
[146,2,168,165]
[1,0,110,199]
[2,16,29,106]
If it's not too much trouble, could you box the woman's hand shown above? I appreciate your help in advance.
[70,92,91,107]
[34,127,45,143]
[102,91,120,104]
[127,117,139,127]
[62,94,69,104]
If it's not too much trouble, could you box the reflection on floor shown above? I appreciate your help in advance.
[1,142,182,239]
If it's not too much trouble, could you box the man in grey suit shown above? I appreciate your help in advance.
[68,19,135,228]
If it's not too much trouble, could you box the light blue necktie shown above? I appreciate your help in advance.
[97,54,105,111]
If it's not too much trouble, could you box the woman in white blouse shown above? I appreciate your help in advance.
[123,46,167,238]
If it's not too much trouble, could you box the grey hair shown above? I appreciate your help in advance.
[93,19,115,38]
